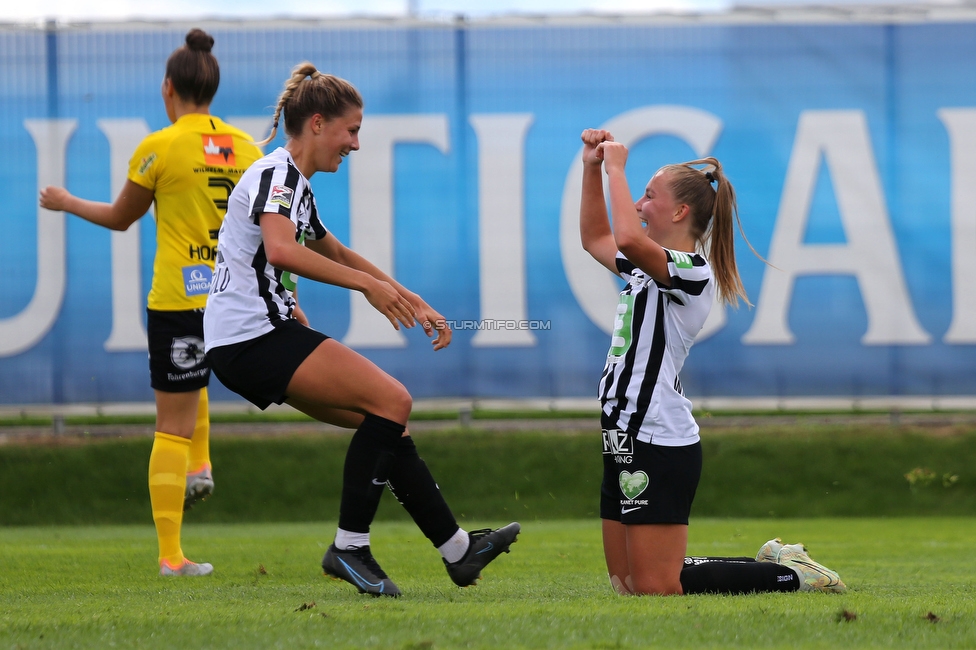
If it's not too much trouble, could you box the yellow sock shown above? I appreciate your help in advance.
[187,387,211,473]
[149,432,190,565]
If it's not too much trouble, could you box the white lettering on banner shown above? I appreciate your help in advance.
[559,106,725,338]
[0,119,76,357]
[344,115,450,348]
[98,118,150,351]
[470,114,536,347]
[742,110,931,345]
[938,109,976,343]
[10,107,976,360]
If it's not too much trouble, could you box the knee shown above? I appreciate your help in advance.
[610,574,632,595]
[154,415,195,439]
[384,383,412,423]
[629,574,684,596]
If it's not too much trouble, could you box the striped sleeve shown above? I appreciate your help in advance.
[614,252,637,281]
[303,191,328,240]
[661,249,710,302]
[248,162,301,223]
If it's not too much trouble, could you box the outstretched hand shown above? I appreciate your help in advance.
[408,295,452,351]
[364,278,417,331]
[581,129,613,166]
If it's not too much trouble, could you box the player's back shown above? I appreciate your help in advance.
[127,113,263,311]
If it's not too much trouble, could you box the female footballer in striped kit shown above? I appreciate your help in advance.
[579,128,845,596]
[204,63,519,597]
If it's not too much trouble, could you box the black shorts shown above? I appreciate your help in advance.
[599,413,702,525]
[147,309,210,392]
[207,319,329,410]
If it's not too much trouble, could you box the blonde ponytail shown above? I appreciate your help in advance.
[661,157,763,308]
[258,61,362,146]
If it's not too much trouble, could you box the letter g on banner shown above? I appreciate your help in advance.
[559,106,724,339]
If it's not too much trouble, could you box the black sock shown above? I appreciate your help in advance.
[685,556,757,566]
[386,436,460,548]
[337,413,405,534]
[680,559,800,594]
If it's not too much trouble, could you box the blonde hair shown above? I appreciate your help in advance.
[659,157,762,308]
[259,62,363,146]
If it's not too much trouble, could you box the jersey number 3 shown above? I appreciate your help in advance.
[608,294,635,363]
[208,176,236,214]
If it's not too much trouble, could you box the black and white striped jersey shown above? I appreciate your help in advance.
[204,147,327,351]
[599,248,713,446]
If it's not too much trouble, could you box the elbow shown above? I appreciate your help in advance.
[329,245,350,266]
[581,237,596,256]
[263,242,291,269]
[615,235,642,259]
[580,237,602,260]
[581,231,609,256]
[95,212,126,231]
[105,212,140,231]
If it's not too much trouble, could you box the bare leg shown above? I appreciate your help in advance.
[602,519,632,595]
[286,397,415,442]
[285,397,366,429]
[154,389,201,439]
[625,523,688,596]
[285,339,411,540]
[285,339,410,424]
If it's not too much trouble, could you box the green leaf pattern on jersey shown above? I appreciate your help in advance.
[280,231,305,292]
[609,294,635,362]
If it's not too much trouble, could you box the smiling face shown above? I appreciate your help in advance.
[313,106,362,173]
[634,170,683,241]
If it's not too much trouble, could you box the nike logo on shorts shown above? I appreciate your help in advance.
[621,506,641,514]
[372,479,386,486]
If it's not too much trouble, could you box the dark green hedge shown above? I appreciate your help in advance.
[1,427,973,525]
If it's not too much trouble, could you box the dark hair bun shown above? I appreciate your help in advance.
[185,28,214,53]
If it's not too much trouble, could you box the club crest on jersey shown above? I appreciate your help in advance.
[202,134,236,166]
[270,185,294,209]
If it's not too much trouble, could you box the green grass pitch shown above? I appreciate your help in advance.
[2,517,975,648]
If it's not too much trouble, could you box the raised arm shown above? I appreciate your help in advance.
[39,180,153,231]
[579,129,619,273]
[600,142,671,285]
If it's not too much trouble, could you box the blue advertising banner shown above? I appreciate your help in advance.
[2,17,976,404]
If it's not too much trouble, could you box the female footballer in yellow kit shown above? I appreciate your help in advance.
[39,29,263,576]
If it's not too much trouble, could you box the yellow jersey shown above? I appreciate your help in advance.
[127,113,263,311]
